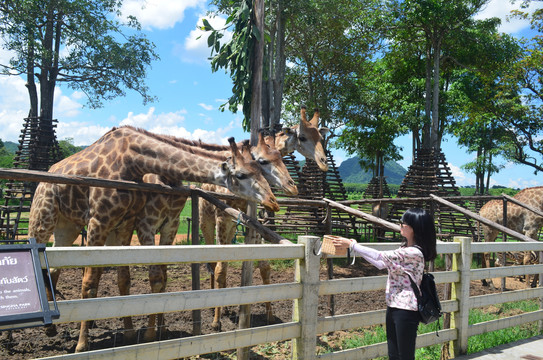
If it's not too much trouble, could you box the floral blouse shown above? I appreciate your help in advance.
[379,246,424,311]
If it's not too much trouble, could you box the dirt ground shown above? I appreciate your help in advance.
[0,239,532,360]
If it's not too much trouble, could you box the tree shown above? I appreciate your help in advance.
[388,0,496,151]
[490,1,543,173]
[58,137,83,159]
[0,139,14,168]
[0,0,158,121]
[335,60,406,183]
[283,0,386,134]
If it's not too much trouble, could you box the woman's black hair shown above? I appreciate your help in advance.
[401,208,437,262]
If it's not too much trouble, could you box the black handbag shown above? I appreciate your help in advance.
[408,272,442,325]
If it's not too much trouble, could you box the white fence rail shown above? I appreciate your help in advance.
[2,237,542,359]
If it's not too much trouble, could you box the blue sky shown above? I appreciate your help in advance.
[0,0,541,188]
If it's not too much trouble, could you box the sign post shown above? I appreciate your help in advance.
[0,238,59,329]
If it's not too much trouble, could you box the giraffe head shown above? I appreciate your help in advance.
[274,106,329,172]
[224,137,280,212]
[246,132,298,196]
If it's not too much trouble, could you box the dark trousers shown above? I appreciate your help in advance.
[386,306,420,360]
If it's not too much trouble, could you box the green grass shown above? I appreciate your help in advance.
[467,299,540,353]
[328,299,541,357]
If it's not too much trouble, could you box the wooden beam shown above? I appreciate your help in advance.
[194,189,289,244]
[322,198,400,232]
[429,194,538,243]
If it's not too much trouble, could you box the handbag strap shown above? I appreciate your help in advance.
[407,273,422,301]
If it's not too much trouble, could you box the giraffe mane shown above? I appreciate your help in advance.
[118,126,231,162]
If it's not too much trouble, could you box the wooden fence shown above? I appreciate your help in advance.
[1,168,543,359]
[0,237,541,359]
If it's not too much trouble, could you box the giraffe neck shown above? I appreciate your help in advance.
[112,127,231,186]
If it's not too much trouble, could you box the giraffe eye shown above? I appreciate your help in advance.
[235,172,248,180]
[258,158,270,165]
[299,136,307,142]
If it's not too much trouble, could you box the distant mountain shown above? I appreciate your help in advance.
[338,156,407,184]
[3,141,18,154]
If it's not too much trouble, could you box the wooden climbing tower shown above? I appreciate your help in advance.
[0,117,62,239]
[260,150,359,239]
[360,176,392,241]
[387,148,476,238]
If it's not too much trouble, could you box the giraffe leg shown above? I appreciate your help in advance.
[116,265,136,343]
[523,251,533,289]
[45,219,82,337]
[106,221,138,344]
[200,201,217,279]
[211,215,236,332]
[257,260,274,324]
[76,266,104,352]
[136,228,162,343]
[153,218,182,340]
[481,251,496,290]
[212,260,228,332]
[75,217,111,353]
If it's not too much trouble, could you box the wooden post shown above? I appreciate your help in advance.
[501,199,508,290]
[238,0,265,357]
[324,204,335,316]
[540,250,543,333]
[451,236,471,357]
[292,236,320,360]
[190,192,201,335]
[237,202,256,360]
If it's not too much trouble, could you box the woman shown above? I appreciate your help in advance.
[333,208,437,360]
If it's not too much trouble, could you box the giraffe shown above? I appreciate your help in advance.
[202,107,330,331]
[101,130,298,341]
[479,186,543,289]
[271,106,330,172]
[28,126,279,352]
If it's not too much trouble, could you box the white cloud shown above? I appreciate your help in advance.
[114,107,236,145]
[179,15,232,63]
[505,177,540,189]
[0,74,33,143]
[199,103,213,111]
[119,107,187,128]
[448,162,475,187]
[475,0,542,34]
[54,88,82,118]
[56,122,111,146]
[120,0,205,30]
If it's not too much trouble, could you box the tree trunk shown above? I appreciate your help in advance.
[239,1,264,358]
[431,38,441,151]
[423,43,432,150]
[271,0,286,131]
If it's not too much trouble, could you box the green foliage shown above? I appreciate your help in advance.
[0,0,159,112]
[202,0,258,131]
[0,139,14,169]
[58,138,84,159]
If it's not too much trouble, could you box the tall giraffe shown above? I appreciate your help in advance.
[102,130,298,342]
[28,126,279,352]
[202,107,330,331]
[272,106,329,172]
[479,186,543,289]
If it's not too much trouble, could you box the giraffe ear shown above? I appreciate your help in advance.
[319,127,330,137]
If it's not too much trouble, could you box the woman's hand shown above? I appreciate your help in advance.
[332,237,354,250]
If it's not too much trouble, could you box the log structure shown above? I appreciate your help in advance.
[0,117,62,239]
[260,150,359,238]
[388,148,477,238]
